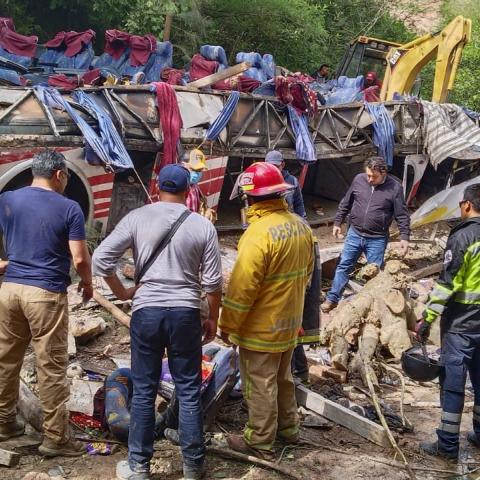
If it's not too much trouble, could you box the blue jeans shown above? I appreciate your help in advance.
[327,228,388,304]
[437,332,480,454]
[128,307,204,473]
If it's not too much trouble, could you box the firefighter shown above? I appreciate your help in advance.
[219,162,315,459]
[417,183,480,460]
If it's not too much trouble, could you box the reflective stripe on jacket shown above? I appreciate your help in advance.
[424,217,480,332]
[219,198,315,352]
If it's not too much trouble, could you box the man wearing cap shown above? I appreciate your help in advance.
[265,150,306,219]
[219,162,315,459]
[92,164,222,480]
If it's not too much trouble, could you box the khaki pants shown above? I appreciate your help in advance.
[0,283,70,443]
[239,347,299,451]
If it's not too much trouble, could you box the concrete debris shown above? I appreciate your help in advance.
[66,363,84,379]
[22,474,51,480]
[122,262,135,280]
[70,315,106,345]
[66,379,104,416]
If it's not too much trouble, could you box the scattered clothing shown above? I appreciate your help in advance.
[421,101,480,168]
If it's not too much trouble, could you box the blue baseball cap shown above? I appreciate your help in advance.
[265,150,284,166]
[157,164,190,193]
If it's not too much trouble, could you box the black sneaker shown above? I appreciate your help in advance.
[420,440,458,460]
[467,431,480,448]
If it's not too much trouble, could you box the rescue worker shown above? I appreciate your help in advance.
[265,150,306,219]
[219,162,315,459]
[417,183,480,460]
[265,150,317,382]
[321,156,410,313]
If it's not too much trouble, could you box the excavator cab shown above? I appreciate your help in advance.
[335,16,471,103]
[336,36,401,80]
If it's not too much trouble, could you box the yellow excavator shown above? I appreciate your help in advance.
[335,16,472,103]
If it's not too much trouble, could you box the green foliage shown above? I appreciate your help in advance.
[202,0,327,72]
[319,0,415,70]
[442,0,480,111]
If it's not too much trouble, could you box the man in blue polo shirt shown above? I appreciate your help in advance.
[0,149,93,457]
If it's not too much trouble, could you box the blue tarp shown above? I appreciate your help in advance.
[287,106,316,163]
[34,86,133,171]
[365,103,395,167]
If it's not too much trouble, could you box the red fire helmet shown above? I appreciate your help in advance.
[237,162,294,197]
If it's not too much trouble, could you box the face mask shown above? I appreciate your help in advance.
[190,171,203,184]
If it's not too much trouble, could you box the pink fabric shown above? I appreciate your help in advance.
[275,76,318,115]
[129,34,156,67]
[189,53,218,81]
[212,75,261,92]
[48,74,82,90]
[104,29,131,60]
[186,184,201,212]
[0,28,37,58]
[0,18,15,32]
[161,67,184,85]
[45,30,95,56]
[45,31,67,48]
[153,82,183,166]
[82,68,102,85]
[64,30,95,57]
[363,85,381,102]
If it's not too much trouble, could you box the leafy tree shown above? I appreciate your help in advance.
[442,0,480,111]
[201,0,327,71]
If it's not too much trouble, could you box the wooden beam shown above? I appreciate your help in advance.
[0,447,20,467]
[18,379,43,432]
[410,262,443,281]
[93,289,131,327]
[187,62,251,89]
[296,384,390,448]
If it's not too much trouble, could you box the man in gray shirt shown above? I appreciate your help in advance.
[92,164,222,480]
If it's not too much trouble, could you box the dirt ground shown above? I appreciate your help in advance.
[4,224,480,480]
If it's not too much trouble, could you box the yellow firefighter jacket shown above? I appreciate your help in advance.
[219,198,315,352]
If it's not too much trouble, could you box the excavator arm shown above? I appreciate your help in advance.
[380,16,471,102]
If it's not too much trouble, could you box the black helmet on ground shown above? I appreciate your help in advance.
[401,345,442,382]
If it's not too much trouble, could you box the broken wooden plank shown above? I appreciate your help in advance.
[93,289,131,327]
[295,384,390,447]
[410,262,443,281]
[187,62,251,89]
[0,447,20,467]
